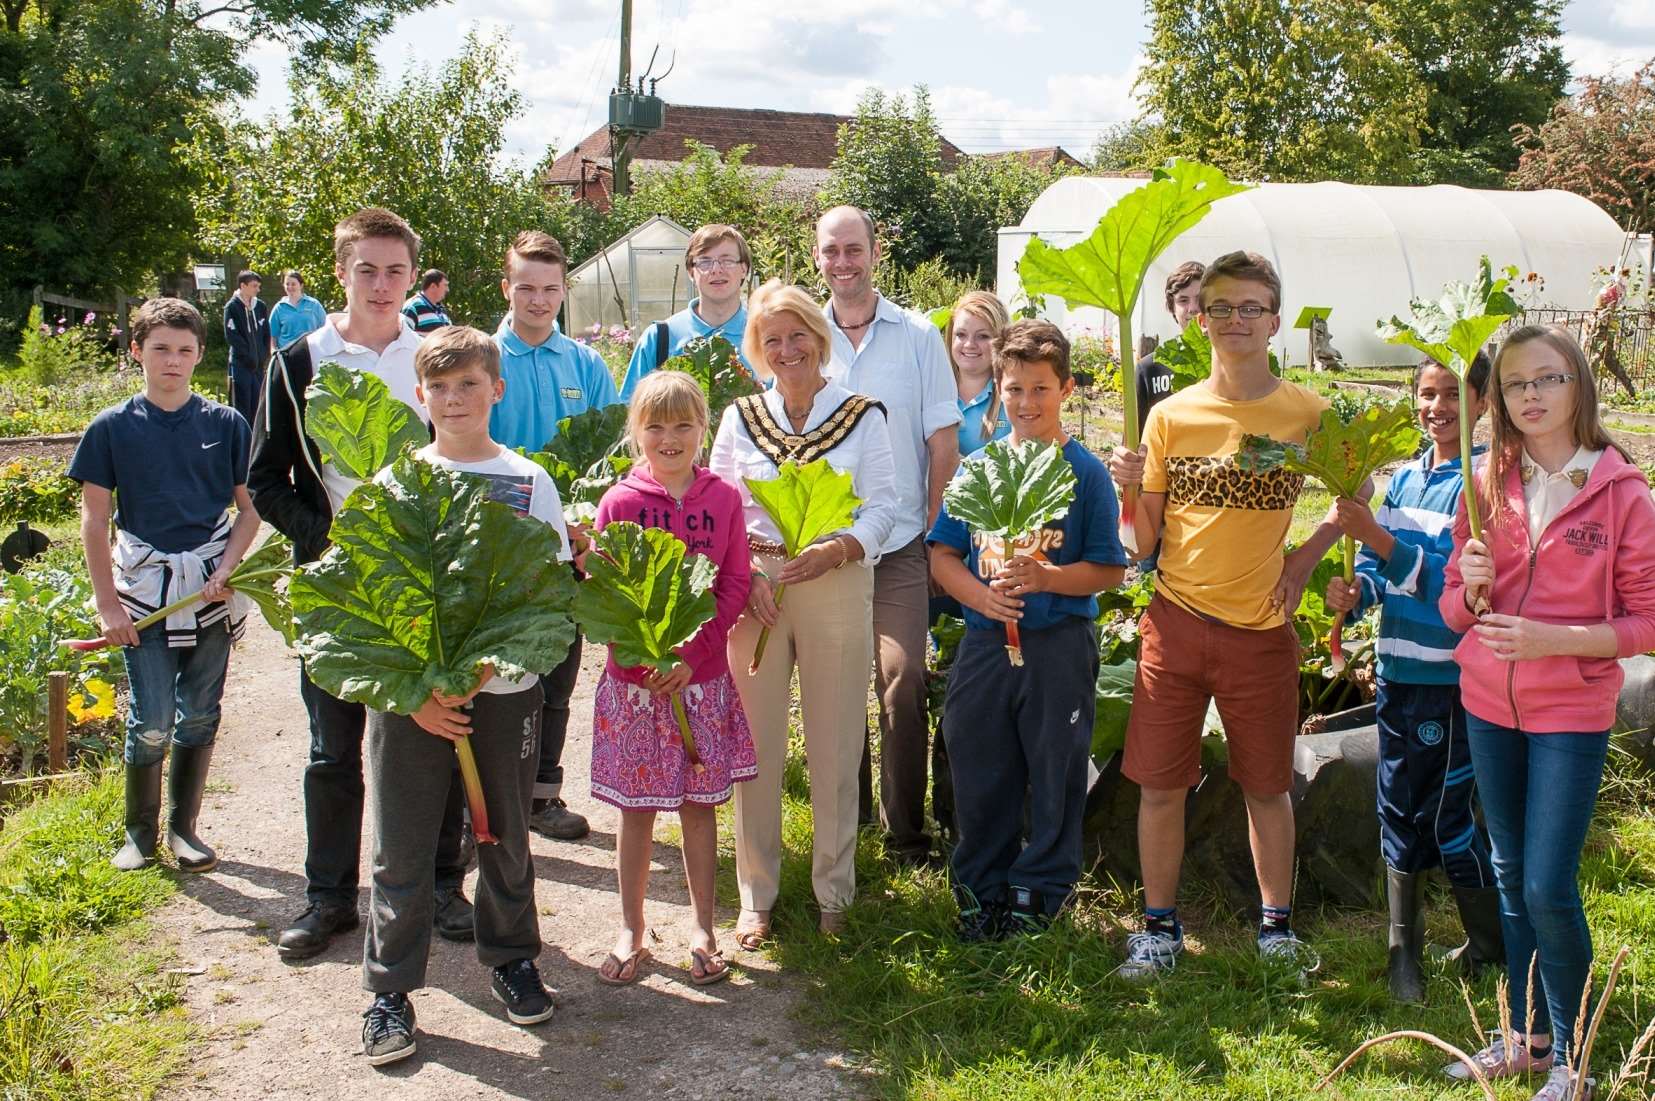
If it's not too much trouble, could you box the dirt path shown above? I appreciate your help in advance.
[157,611,866,1100]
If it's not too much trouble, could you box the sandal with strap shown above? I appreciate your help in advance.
[597,946,651,986]
[689,948,730,987]
[734,910,771,951]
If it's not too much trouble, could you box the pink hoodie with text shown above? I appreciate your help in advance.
[593,465,752,686]
[1440,447,1655,733]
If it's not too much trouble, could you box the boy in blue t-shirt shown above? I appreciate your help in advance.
[927,320,1127,939]
[70,297,260,874]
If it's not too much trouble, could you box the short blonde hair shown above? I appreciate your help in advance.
[742,280,831,381]
[627,370,710,454]
[414,325,500,384]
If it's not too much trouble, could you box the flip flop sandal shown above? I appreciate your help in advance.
[734,911,771,951]
[597,946,651,986]
[689,948,730,987]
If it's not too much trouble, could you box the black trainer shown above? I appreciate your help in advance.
[528,798,590,841]
[277,903,359,960]
[1004,887,1053,937]
[362,992,416,1066]
[433,886,476,943]
[956,903,1004,943]
[491,958,555,1025]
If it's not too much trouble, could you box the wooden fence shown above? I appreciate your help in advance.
[32,286,141,337]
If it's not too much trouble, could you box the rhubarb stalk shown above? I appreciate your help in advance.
[453,733,498,844]
[748,582,785,676]
[671,691,706,775]
[1329,533,1355,674]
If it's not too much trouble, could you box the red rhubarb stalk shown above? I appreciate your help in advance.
[454,734,498,844]
[671,691,706,775]
[747,583,786,676]
[1329,533,1355,675]
[1001,539,1047,667]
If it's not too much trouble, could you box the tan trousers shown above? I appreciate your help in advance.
[729,556,874,914]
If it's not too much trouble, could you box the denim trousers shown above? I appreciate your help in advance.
[123,620,232,766]
[1465,714,1609,1059]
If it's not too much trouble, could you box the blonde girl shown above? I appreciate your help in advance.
[944,290,1011,456]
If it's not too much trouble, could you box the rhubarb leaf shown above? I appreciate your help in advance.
[1234,401,1420,499]
[303,363,429,483]
[291,453,577,714]
[663,335,762,438]
[743,459,863,557]
[542,404,629,486]
[941,438,1077,540]
[1152,317,1212,393]
[227,532,297,647]
[574,522,719,675]
[1376,255,1518,376]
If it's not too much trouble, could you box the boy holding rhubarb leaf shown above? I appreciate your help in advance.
[927,320,1126,939]
[73,296,259,875]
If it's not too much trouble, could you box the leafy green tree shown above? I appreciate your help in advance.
[932,155,1071,285]
[1372,0,1568,186]
[1137,0,1428,183]
[189,32,566,327]
[1512,59,1655,236]
[823,86,947,272]
[0,0,436,348]
[1089,120,1163,173]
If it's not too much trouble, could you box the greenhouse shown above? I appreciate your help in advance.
[564,214,697,336]
[997,177,1632,367]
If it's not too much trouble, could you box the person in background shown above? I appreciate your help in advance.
[402,269,452,333]
[945,290,1011,458]
[269,271,328,354]
[223,270,269,428]
[620,223,755,399]
[1135,261,1206,435]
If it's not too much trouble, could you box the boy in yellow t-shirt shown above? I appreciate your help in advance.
[1109,250,1342,980]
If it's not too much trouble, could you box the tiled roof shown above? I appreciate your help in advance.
[980,146,1087,171]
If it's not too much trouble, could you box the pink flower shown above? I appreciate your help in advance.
[84,311,97,324]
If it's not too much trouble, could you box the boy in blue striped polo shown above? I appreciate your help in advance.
[1325,353,1503,1004]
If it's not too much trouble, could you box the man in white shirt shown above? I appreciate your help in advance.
[816,205,962,867]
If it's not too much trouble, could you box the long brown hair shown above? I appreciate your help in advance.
[944,290,1010,439]
[1481,325,1631,521]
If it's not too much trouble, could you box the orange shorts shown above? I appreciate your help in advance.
[1122,594,1301,796]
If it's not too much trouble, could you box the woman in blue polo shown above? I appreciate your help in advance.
[945,291,1011,457]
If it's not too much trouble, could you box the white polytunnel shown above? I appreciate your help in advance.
[997,177,1632,367]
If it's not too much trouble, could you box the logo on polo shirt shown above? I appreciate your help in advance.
[1417,721,1444,747]
[561,386,582,400]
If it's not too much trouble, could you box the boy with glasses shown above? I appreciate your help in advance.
[1109,250,1342,980]
[620,223,755,399]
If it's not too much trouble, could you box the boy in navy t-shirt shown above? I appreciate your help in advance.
[70,297,260,874]
[927,320,1127,938]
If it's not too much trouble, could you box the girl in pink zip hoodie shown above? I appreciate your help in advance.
[589,371,756,989]
[1439,325,1655,1101]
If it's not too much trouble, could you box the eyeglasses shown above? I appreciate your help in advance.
[1202,304,1271,319]
[691,257,746,273]
[1500,372,1574,398]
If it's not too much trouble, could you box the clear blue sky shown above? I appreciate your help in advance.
[242,0,1655,165]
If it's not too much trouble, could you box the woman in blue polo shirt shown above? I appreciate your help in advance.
[945,291,1010,457]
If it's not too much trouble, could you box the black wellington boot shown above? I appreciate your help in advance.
[112,761,163,871]
[1386,868,1427,1004]
[1445,884,1506,977]
[166,743,219,872]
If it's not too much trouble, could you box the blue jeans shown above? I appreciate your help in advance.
[123,620,232,766]
[1466,714,1609,1058]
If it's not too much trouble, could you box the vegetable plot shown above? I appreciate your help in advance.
[1018,159,1251,554]
[1236,401,1421,672]
[1376,257,1519,612]
[574,522,720,773]
[290,454,578,844]
[742,459,863,675]
[940,438,1078,666]
[63,533,296,652]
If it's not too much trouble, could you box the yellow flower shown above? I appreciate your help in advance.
[67,677,116,723]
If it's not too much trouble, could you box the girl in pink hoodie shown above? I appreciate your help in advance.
[1439,326,1655,1101]
[589,371,756,988]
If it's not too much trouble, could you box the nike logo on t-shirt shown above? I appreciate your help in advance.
[201,441,220,449]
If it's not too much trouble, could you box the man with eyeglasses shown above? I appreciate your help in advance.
[621,224,755,399]
[1109,250,1343,981]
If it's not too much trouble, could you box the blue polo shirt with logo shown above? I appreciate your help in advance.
[489,322,622,451]
[619,300,753,400]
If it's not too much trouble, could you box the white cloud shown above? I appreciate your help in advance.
[972,0,1040,35]
[1561,32,1655,80]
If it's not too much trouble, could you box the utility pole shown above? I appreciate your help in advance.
[613,0,634,197]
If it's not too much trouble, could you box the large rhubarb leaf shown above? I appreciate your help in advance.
[664,335,762,439]
[542,404,629,485]
[304,363,429,482]
[1152,317,1212,394]
[224,532,296,647]
[1234,401,1420,498]
[941,438,1077,540]
[743,458,863,557]
[290,453,577,714]
[575,522,718,675]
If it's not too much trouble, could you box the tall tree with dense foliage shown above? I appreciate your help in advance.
[0,0,434,347]
[1372,0,1567,187]
[189,33,569,327]
[1512,59,1655,237]
[932,155,1069,286]
[1137,0,1428,184]
[823,87,948,272]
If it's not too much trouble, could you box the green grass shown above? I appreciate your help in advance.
[0,772,189,1099]
[754,755,1655,1100]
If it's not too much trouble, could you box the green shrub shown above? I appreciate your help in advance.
[1069,329,1120,392]
[16,307,123,385]
[0,369,139,438]
[0,456,78,526]
[888,257,985,313]
[0,563,124,773]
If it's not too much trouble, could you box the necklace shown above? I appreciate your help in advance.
[835,305,875,331]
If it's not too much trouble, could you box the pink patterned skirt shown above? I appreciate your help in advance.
[590,670,758,810]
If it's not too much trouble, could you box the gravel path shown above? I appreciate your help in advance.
[157,610,867,1100]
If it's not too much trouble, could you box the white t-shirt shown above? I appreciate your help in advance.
[308,319,427,514]
[414,443,573,695]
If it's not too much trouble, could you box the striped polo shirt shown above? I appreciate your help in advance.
[1351,445,1485,685]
